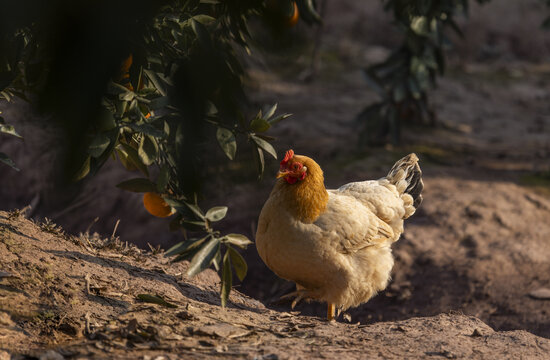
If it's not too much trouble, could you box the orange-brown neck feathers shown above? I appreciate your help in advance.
[275,154,328,223]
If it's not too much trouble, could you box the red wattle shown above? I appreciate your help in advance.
[285,176,298,184]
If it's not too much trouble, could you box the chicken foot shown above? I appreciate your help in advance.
[280,288,315,309]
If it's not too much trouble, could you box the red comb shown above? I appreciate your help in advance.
[280,149,294,166]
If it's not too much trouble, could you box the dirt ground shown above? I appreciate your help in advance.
[1,211,550,359]
[1,0,550,357]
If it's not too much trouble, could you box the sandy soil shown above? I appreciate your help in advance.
[1,211,550,359]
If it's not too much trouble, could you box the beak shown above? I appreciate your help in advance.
[276,170,289,179]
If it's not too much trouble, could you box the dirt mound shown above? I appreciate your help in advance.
[1,210,550,359]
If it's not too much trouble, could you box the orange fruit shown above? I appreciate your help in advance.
[143,192,175,218]
[116,54,134,90]
[266,0,299,28]
[285,1,299,27]
[120,54,133,73]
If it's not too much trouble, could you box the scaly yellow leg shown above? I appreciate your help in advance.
[327,303,335,321]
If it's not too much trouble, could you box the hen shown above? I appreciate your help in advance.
[255,150,423,320]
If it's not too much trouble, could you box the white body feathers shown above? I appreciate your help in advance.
[256,154,422,310]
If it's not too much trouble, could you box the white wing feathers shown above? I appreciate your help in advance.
[313,177,410,255]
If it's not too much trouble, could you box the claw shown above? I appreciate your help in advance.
[280,289,311,308]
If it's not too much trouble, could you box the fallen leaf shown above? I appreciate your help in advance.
[136,294,177,308]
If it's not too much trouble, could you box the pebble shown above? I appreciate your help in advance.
[528,288,550,300]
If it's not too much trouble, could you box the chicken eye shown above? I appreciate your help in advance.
[293,163,300,170]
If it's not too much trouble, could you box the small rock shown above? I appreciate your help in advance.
[58,319,83,337]
[215,344,228,353]
[196,323,246,338]
[177,310,196,321]
[256,355,278,360]
[39,350,65,360]
[0,313,14,327]
[471,328,484,337]
[0,351,10,360]
[392,325,408,332]
[528,288,550,300]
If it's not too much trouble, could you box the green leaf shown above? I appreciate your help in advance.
[165,236,209,257]
[205,102,218,116]
[180,220,207,232]
[186,237,221,277]
[0,91,11,102]
[221,251,232,308]
[301,0,322,24]
[252,144,265,178]
[106,81,131,96]
[138,135,159,166]
[136,294,177,308]
[254,134,276,142]
[126,123,165,138]
[97,106,117,131]
[191,14,216,25]
[170,237,210,262]
[191,18,213,50]
[410,16,428,36]
[249,117,271,133]
[224,233,253,248]
[119,143,149,176]
[73,156,91,181]
[263,103,277,120]
[0,124,22,138]
[212,250,221,271]
[216,127,236,160]
[148,96,169,111]
[115,100,128,118]
[0,152,19,171]
[392,82,407,102]
[116,178,156,193]
[205,206,228,222]
[228,247,247,281]
[143,70,168,96]
[88,134,111,158]
[251,135,277,159]
[156,166,170,193]
[268,113,291,125]
[184,202,205,220]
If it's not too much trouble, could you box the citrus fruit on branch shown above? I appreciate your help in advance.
[143,192,175,218]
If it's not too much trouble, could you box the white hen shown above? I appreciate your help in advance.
[255,150,423,319]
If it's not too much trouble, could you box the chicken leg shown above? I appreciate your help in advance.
[327,303,335,321]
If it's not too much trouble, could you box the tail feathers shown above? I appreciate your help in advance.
[387,153,424,209]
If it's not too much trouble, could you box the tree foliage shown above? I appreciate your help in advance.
[357,0,490,146]
[0,0,304,307]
